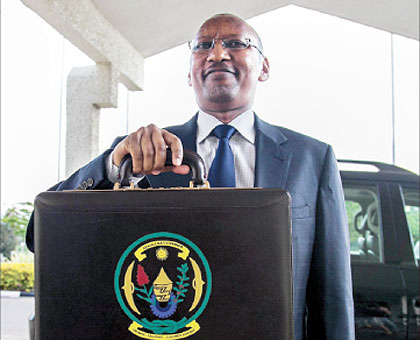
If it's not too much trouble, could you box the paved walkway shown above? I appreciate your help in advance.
[1,296,34,340]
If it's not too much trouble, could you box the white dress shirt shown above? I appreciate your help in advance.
[197,110,255,187]
[107,110,256,187]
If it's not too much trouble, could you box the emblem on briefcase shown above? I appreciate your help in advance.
[115,232,212,339]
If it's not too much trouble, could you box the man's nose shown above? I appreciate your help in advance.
[207,41,231,62]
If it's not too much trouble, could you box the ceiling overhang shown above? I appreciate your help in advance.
[90,0,419,57]
[21,0,418,91]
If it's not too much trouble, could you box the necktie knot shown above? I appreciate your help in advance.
[212,125,236,140]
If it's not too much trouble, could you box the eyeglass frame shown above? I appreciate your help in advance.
[188,37,264,57]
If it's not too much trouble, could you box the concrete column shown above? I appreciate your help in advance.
[65,62,118,176]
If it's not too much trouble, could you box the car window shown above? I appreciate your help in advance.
[401,187,419,265]
[343,185,383,262]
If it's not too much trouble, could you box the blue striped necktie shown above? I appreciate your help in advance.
[208,125,236,187]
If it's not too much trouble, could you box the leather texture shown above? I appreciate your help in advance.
[26,113,355,340]
[34,189,293,340]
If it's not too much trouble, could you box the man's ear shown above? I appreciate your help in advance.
[187,72,192,86]
[258,57,270,82]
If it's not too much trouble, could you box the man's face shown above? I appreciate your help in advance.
[188,16,269,115]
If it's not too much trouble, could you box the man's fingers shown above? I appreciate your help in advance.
[162,165,190,175]
[139,127,155,172]
[130,128,145,173]
[151,128,168,171]
[112,141,127,167]
[114,125,184,176]
[171,165,190,175]
[162,130,183,166]
[112,130,143,171]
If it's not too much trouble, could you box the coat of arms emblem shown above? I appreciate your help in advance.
[114,232,212,339]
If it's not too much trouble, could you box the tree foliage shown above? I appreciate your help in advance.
[0,222,16,259]
[345,200,362,252]
[1,202,33,240]
[406,206,419,243]
[1,202,34,257]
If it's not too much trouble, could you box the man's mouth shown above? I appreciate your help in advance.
[203,68,236,78]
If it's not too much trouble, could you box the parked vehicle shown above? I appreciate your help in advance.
[340,160,419,340]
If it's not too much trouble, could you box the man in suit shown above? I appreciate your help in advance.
[27,13,354,340]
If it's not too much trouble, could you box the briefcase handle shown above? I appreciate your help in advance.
[116,149,208,189]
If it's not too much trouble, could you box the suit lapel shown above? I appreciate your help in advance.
[147,113,291,189]
[147,115,198,188]
[166,114,198,153]
[254,115,292,189]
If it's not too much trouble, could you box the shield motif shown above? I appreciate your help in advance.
[115,232,212,339]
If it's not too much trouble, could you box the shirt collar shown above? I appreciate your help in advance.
[197,109,255,144]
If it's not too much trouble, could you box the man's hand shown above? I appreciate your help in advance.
[112,124,190,175]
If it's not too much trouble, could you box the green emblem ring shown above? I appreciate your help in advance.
[114,232,212,331]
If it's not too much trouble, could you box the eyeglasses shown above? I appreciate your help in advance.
[188,38,264,57]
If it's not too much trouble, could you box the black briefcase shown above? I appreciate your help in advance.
[34,153,293,340]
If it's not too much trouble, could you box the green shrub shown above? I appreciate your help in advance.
[0,263,34,292]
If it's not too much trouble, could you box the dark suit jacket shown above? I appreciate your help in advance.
[26,114,355,340]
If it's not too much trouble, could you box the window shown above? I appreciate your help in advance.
[344,185,383,262]
[401,187,419,265]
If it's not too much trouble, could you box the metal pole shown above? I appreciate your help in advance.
[390,34,396,165]
[57,36,65,181]
[126,89,130,134]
